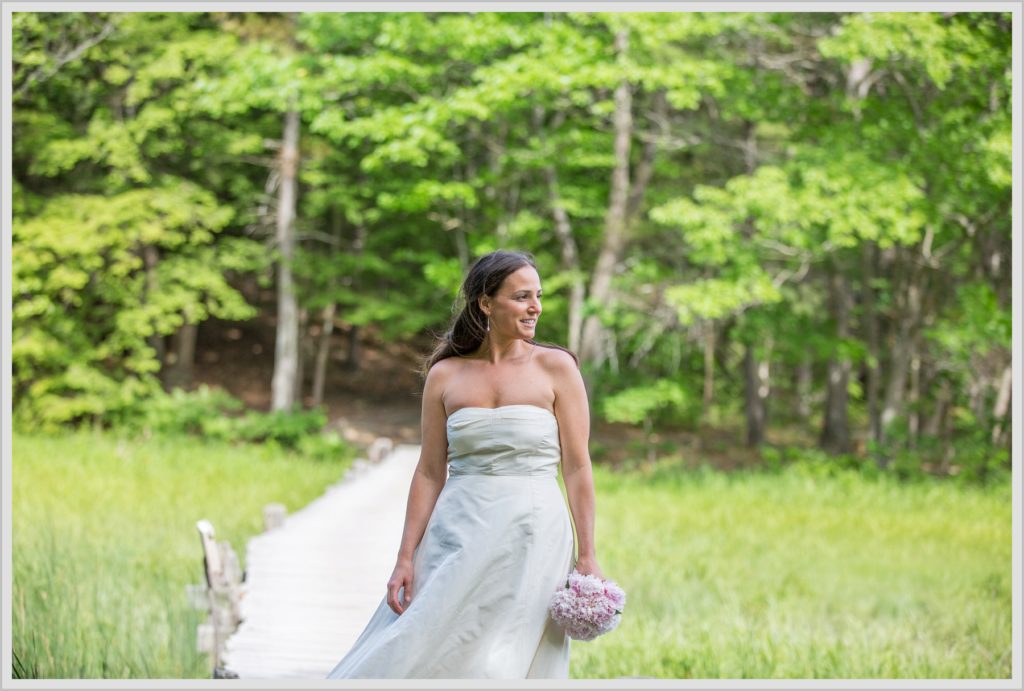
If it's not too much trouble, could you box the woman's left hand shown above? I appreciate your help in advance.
[573,555,605,581]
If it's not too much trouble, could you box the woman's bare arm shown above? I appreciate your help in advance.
[548,350,605,579]
[386,360,452,614]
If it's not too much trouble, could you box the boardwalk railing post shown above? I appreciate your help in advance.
[368,436,394,464]
[190,519,244,678]
[263,503,287,531]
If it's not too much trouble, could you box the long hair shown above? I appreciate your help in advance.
[419,250,579,378]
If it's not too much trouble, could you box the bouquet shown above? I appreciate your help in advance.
[548,569,626,641]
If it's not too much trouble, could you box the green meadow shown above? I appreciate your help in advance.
[576,459,1012,679]
[13,431,1011,679]
[12,430,349,679]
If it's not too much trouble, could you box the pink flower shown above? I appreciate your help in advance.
[548,569,626,641]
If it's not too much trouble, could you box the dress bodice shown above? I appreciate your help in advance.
[445,404,561,477]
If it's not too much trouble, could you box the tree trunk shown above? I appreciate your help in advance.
[544,163,585,354]
[862,241,881,445]
[907,346,922,448]
[703,321,715,417]
[292,306,310,407]
[625,89,667,221]
[738,119,771,447]
[966,374,988,428]
[311,302,336,408]
[744,343,769,447]
[879,332,910,441]
[166,322,197,391]
[271,104,300,413]
[923,378,949,437]
[879,244,923,451]
[311,205,346,408]
[796,356,812,422]
[580,28,632,369]
[532,91,633,359]
[345,325,361,371]
[820,268,852,454]
[344,223,368,372]
[991,363,1012,446]
[141,244,167,387]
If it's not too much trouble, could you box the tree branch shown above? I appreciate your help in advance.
[15,19,117,100]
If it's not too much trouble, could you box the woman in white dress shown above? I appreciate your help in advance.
[326,249,605,679]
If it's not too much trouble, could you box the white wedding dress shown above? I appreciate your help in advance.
[325,404,576,679]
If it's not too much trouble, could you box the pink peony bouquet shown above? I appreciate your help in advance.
[548,569,626,641]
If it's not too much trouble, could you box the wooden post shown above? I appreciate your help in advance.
[263,503,287,531]
[368,436,394,464]
[193,519,244,678]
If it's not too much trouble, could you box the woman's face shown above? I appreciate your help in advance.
[481,265,543,339]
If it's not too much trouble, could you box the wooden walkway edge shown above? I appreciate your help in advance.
[220,444,420,679]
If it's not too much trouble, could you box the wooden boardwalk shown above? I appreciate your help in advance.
[220,444,420,679]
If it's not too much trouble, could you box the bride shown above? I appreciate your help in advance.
[326,249,605,679]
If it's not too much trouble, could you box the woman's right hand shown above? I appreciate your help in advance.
[386,558,414,615]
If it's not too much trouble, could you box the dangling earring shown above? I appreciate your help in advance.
[485,315,491,332]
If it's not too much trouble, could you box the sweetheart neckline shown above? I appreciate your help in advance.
[447,404,555,419]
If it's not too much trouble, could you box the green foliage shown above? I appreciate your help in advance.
[13,12,270,431]
[209,407,328,450]
[108,383,244,434]
[639,10,1009,474]
[869,416,1010,487]
[925,282,1010,364]
[12,184,264,430]
[11,10,1012,478]
[107,385,354,462]
[819,12,978,90]
[665,270,782,325]
[602,380,689,426]
[760,434,1009,489]
[764,445,884,482]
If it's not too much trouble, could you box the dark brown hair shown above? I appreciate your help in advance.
[420,249,579,378]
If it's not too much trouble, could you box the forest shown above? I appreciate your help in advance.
[12,11,1012,478]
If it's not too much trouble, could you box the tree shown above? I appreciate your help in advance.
[12,12,265,429]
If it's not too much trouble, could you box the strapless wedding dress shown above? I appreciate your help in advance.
[325,404,576,679]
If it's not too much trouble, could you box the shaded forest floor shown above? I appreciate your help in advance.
[189,302,783,472]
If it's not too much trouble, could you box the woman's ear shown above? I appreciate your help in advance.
[478,295,490,317]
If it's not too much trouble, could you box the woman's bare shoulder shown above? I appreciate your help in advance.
[426,356,463,380]
[534,344,578,373]
[424,356,469,392]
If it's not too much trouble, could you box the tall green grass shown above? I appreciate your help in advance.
[13,431,1011,678]
[12,429,351,679]
[571,460,1012,679]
